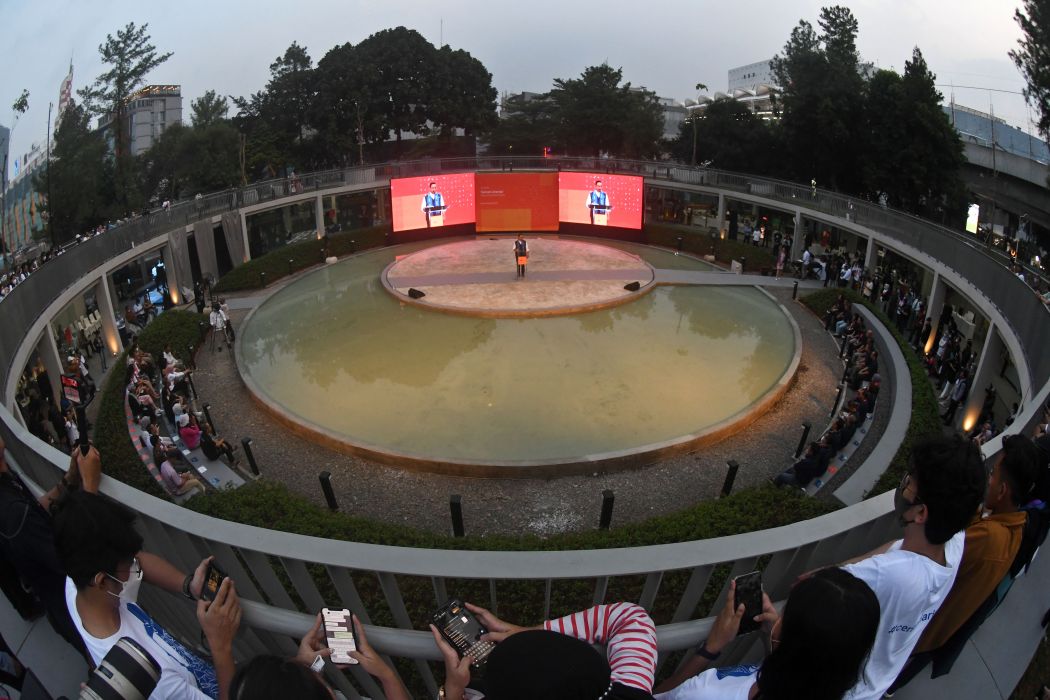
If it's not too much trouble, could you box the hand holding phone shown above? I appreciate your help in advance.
[322,608,359,665]
[201,561,227,602]
[733,571,763,635]
[431,598,495,667]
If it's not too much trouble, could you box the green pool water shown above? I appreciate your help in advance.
[237,241,796,464]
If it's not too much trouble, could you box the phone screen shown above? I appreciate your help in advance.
[202,561,227,602]
[322,608,358,664]
[733,571,763,635]
[431,599,494,667]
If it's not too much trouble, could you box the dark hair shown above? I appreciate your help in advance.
[229,655,332,700]
[910,435,985,544]
[429,181,436,187]
[484,629,610,699]
[54,492,144,589]
[756,568,879,700]
[999,434,1040,506]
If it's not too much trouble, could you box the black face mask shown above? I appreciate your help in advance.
[894,477,922,527]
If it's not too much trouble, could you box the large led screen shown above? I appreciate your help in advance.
[391,174,476,232]
[475,172,560,232]
[558,173,644,229]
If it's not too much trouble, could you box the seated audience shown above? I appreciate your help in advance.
[833,435,986,700]
[53,491,240,699]
[179,413,203,450]
[774,442,825,488]
[201,423,238,465]
[653,568,879,700]
[155,444,204,496]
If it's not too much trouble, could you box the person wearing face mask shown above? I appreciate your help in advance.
[830,435,986,700]
[53,492,241,699]
[883,434,1042,694]
[654,568,880,700]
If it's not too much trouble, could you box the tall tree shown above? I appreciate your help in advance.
[33,101,112,243]
[486,94,556,156]
[1011,0,1050,140]
[191,90,229,127]
[427,46,498,139]
[353,27,436,147]
[77,22,172,210]
[548,64,664,158]
[772,7,865,191]
[669,98,781,174]
[312,42,388,164]
[266,42,314,147]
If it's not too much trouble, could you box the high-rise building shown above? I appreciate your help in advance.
[98,84,182,157]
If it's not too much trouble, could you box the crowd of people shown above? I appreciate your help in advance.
[1,426,1046,699]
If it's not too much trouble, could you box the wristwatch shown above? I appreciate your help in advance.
[695,641,721,660]
[182,573,196,600]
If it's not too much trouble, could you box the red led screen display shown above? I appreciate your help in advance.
[558,172,643,229]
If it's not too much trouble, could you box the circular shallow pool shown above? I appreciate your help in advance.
[236,240,799,475]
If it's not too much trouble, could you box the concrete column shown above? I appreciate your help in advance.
[716,193,726,234]
[95,273,124,357]
[791,211,804,260]
[960,324,1004,433]
[161,245,180,306]
[923,272,946,355]
[315,194,325,240]
[864,236,878,272]
[37,329,64,404]
[240,211,251,261]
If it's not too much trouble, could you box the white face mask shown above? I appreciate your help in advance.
[104,557,143,604]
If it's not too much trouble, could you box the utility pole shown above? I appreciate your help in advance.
[47,101,55,247]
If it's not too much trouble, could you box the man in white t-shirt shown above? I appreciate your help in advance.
[840,435,986,700]
[54,492,241,700]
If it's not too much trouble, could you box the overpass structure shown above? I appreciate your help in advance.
[1,159,1048,699]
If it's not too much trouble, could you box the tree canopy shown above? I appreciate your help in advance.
[1011,0,1050,140]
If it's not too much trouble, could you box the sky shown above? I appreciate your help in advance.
[0,0,1036,178]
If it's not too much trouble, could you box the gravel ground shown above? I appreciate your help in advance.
[181,272,858,538]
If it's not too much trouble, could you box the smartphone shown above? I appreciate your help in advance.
[76,407,90,456]
[431,598,494,667]
[322,608,359,664]
[733,571,763,635]
[201,560,227,602]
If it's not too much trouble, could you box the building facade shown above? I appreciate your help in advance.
[1,141,47,254]
[98,84,183,157]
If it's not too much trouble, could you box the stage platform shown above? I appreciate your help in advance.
[382,237,656,316]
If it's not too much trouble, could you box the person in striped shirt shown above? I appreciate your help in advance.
[430,601,657,699]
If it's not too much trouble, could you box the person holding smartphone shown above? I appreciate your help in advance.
[54,492,241,700]
[429,601,657,700]
[229,612,410,700]
[653,568,879,700]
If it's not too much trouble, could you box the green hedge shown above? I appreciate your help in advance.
[646,222,776,271]
[187,479,837,552]
[212,225,391,293]
[799,288,942,495]
[93,310,207,498]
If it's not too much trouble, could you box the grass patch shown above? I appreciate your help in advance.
[212,225,390,293]
[799,288,942,496]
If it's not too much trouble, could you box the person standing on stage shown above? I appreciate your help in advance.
[514,235,529,278]
[421,182,447,228]
[586,180,611,225]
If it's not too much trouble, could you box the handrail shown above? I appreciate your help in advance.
[2,160,1048,696]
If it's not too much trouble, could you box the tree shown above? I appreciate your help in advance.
[265,42,314,147]
[548,64,664,158]
[33,101,112,244]
[426,46,498,139]
[77,22,172,211]
[312,42,388,165]
[191,90,229,127]
[1011,0,1050,140]
[487,94,557,156]
[771,7,865,191]
[353,27,436,148]
[669,98,780,174]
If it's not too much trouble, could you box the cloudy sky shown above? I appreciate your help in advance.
[0,0,1035,174]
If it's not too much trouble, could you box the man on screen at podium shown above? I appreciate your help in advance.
[586,179,611,225]
[421,181,448,228]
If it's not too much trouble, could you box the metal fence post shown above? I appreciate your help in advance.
[241,437,260,476]
[319,471,339,511]
[450,495,465,537]
[721,461,740,498]
[599,490,615,530]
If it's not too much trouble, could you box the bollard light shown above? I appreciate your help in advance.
[319,471,339,511]
[241,437,260,476]
[721,461,740,498]
[450,495,465,537]
[599,490,615,530]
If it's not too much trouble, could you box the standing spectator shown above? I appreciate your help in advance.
[942,371,968,426]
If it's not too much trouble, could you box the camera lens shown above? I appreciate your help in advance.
[80,637,161,700]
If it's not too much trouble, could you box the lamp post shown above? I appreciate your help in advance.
[682,96,709,167]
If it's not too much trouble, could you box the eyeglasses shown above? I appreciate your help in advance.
[899,473,923,505]
[107,557,143,585]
